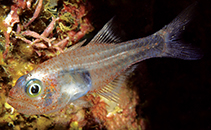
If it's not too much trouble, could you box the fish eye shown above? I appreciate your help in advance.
[25,79,43,98]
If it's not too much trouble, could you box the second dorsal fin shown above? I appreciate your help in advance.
[89,17,122,44]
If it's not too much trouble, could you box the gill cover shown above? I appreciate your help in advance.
[57,68,92,102]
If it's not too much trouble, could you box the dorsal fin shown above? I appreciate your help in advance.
[65,39,86,52]
[89,17,122,44]
[96,64,138,103]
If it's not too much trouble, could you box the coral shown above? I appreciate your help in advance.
[104,87,140,130]
[0,0,94,58]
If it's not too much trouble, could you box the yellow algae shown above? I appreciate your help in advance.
[59,12,75,32]
[0,111,20,125]
[0,35,5,51]
[18,43,35,58]
[64,1,79,8]
[47,0,59,8]
[13,125,21,130]
[59,22,73,32]
[70,121,82,130]
[4,102,12,109]
[33,116,53,129]
[0,6,9,33]
[6,58,36,86]
[44,0,59,17]
[0,92,6,114]
[0,52,6,66]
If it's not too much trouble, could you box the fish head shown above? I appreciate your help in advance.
[7,72,64,115]
[7,68,92,115]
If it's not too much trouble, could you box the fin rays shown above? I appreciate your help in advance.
[95,65,138,103]
[89,17,122,44]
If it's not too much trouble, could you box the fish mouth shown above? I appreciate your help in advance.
[6,96,42,115]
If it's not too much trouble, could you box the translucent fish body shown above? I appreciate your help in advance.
[7,3,202,115]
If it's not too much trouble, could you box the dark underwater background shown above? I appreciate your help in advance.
[87,0,211,129]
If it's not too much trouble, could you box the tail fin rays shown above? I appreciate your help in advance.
[158,2,203,60]
[164,40,203,60]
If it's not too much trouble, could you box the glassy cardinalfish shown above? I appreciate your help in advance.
[7,3,203,115]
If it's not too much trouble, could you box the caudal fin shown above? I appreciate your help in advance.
[158,2,203,60]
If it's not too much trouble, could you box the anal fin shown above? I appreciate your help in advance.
[96,64,138,103]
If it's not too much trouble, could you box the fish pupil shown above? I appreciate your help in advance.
[31,85,39,94]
